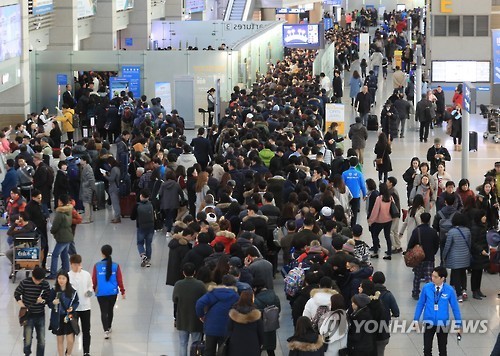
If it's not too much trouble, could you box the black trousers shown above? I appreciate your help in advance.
[471,268,483,292]
[420,122,430,141]
[76,309,91,354]
[205,335,226,356]
[423,324,448,356]
[450,268,467,295]
[97,295,117,331]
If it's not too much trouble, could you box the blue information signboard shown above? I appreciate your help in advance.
[56,74,67,86]
[109,77,129,99]
[324,18,333,31]
[125,38,133,46]
[33,0,54,15]
[122,65,141,99]
[493,30,500,84]
[463,82,472,113]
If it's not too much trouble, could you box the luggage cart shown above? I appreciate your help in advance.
[483,109,500,143]
[12,232,42,283]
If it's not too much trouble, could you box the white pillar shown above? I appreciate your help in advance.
[48,0,79,50]
[82,0,117,49]
[119,0,151,50]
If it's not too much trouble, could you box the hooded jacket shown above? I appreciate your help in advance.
[50,204,74,243]
[195,285,239,336]
[288,332,324,356]
[302,288,339,320]
[166,234,191,286]
[57,108,75,133]
[159,179,184,210]
[181,243,213,270]
[210,230,236,253]
[227,308,264,356]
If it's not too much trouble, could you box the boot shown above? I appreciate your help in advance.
[472,291,483,300]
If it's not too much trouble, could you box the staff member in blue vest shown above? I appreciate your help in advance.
[92,245,126,340]
[342,156,367,227]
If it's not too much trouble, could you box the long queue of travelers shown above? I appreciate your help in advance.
[5,8,500,356]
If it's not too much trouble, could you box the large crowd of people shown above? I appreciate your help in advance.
[4,7,500,356]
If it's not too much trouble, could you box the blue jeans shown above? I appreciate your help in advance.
[50,242,70,276]
[23,313,45,356]
[178,330,202,356]
[361,112,369,126]
[373,65,380,78]
[137,228,154,260]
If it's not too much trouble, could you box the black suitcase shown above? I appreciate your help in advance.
[93,181,106,210]
[469,131,478,151]
[190,340,205,356]
[367,114,379,131]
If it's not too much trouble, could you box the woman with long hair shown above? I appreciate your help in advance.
[349,70,363,106]
[49,269,79,356]
[320,294,348,356]
[402,157,421,203]
[399,194,426,239]
[366,178,380,223]
[410,175,435,212]
[331,174,353,219]
[368,183,394,260]
[92,245,126,339]
[287,316,324,356]
[432,162,452,197]
[470,210,490,300]
[104,156,122,223]
[374,132,392,183]
[456,178,475,209]
[413,162,437,192]
[476,181,499,229]
[227,290,263,356]
[195,171,210,213]
[186,167,198,216]
[50,120,63,149]
[211,255,230,285]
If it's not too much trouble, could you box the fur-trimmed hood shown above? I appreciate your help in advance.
[288,334,324,352]
[310,288,339,298]
[242,214,268,223]
[215,230,236,239]
[55,204,73,215]
[229,308,262,324]
[173,221,187,230]
[172,233,189,245]
[369,291,381,300]
[207,284,238,292]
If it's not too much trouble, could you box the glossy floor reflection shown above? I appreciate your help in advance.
[0,66,499,356]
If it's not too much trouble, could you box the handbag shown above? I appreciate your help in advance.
[19,307,29,327]
[69,315,80,335]
[216,337,230,356]
[375,145,386,165]
[404,228,426,267]
[389,198,399,218]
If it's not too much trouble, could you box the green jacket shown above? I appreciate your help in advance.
[50,204,74,243]
[259,148,275,167]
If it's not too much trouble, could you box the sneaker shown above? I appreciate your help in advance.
[104,331,110,339]
[383,256,392,260]
[462,292,468,301]
[457,295,463,303]
[141,255,148,267]
[165,232,171,238]
[370,254,379,259]
[145,260,151,268]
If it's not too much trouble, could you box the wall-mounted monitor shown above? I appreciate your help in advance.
[282,24,324,49]
[185,0,205,13]
[0,4,22,62]
[77,0,97,19]
[432,61,490,83]
[116,0,134,12]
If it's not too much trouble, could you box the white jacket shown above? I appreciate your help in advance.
[69,269,93,311]
[302,288,339,319]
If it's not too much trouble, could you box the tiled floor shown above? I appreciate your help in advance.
[0,65,499,356]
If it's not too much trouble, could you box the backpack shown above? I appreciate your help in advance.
[121,106,133,123]
[311,305,330,332]
[262,305,280,332]
[284,264,306,298]
[67,158,80,181]
[438,211,456,241]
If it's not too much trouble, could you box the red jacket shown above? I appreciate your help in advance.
[210,230,236,253]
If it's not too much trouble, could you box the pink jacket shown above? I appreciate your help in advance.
[368,196,393,224]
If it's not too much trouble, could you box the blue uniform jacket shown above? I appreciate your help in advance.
[413,282,462,327]
[342,167,367,199]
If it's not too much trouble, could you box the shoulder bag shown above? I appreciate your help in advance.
[64,292,80,335]
[404,228,426,267]
[389,197,400,219]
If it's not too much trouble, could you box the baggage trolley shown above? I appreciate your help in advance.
[11,232,42,283]
[483,109,500,143]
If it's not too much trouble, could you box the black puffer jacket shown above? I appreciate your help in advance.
[470,222,490,270]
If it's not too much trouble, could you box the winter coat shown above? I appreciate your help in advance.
[227,308,264,356]
[374,284,400,317]
[210,230,236,253]
[443,226,471,269]
[53,170,69,202]
[291,284,318,325]
[56,108,75,133]
[172,277,207,332]
[181,243,213,270]
[259,148,275,167]
[195,285,239,337]
[407,224,440,262]
[470,223,490,270]
[79,164,96,203]
[248,258,274,290]
[381,106,399,139]
[176,153,197,170]
[302,288,339,320]
[347,306,376,356]
[320,309,348,356]
[349,76,363,99]
[348,123,368,149]
[48,289,79,333]
[410,183,435,212]
[50,204,74,243]
[159,179,184,210]
[254,289,281,350]
[166,234,192,285]
[374,141,392,173]
[288,332,325,356]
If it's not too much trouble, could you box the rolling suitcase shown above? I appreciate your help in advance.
[488,247,499,274]
[93,181,106,211]
[367,114,379,131]
[469,131,478,151]
[190,340,205,356]
[119,193,136,218]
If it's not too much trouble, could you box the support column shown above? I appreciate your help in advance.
[309,3,323,23]
[164,0,183,20]
[82,0,117,49]
[0,0,30,121]
[47,0,78,50]
[261,8,276,21]
[120,0,151,49]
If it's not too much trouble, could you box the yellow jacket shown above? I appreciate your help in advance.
[56,108,75,132]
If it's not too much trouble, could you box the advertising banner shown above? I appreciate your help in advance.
[155,82,172,114]
[325,103,345,135]
[492,29,500,84]
[122,65,141,99]
[109,77,129,99]
[77,0,97,19]
[116,0,134,11]
[33,0,53,15]
[0,4,22,62]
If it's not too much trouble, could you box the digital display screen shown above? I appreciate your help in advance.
[282,24,324,49]
[0,4,22,62]
[432,61,490,83]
